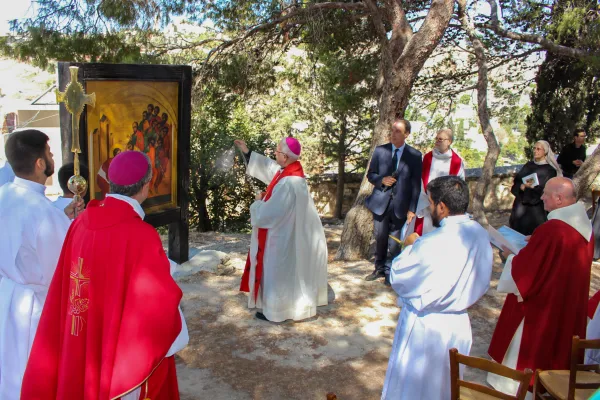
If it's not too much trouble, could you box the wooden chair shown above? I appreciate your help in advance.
[449,348,533,400]
[533,336,600,400]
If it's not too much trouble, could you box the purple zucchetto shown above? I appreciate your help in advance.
[108,151,149,186]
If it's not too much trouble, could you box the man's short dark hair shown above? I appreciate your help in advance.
[394,118,411,134]
[109,153,153,197]
[5,129,49,175]
[426,175,469,215]
[58,162,89,194]
[574,128,586,137]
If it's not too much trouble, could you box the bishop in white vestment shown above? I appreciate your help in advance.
[382,176,492,400]
[236,138,328,322]
[411,128,465,236]
[0,130,80,400]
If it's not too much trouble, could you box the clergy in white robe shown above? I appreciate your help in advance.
[382,175,492,400]
[235,138,328,322]
[586,291,600,365]
[52,162,89,212]
[0,159,15,186]
[411,128,465,236]
[0,130,81,400]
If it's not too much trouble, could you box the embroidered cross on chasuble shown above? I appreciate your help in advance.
[69,257,90,336]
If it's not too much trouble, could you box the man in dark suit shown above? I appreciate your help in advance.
[365,118,422,286]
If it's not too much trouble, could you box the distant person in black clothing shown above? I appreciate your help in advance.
[557,128,587,178]
[509,140,562,235]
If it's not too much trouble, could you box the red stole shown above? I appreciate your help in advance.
[240,161,305,301]
[414,150,462,235]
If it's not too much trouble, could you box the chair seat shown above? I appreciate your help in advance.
[459,386,506,400]
[539,370,600,400]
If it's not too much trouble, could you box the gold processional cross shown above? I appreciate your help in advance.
[56,66,95,217]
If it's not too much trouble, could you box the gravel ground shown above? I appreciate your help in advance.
[164,210,600,400]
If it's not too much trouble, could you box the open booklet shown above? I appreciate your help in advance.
[521,172,539,188]
[487,225,528,255]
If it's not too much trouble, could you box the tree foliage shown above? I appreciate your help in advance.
[525,55,600,155]
[2,0,600,244]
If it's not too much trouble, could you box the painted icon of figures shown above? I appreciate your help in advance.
[86,81,178,210]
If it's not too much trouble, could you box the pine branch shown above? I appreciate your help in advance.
[480,0,600,60]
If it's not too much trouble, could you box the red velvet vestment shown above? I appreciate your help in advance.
[488,219,593,383]
[21,197,183,400]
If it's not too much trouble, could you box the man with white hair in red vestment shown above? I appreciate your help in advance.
[235,137,328,322]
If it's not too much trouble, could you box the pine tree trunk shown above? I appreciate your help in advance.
[458,0,500,227]
[335,0,455,260]
[334,119,347,219]
[573,148,600,200]
[193,166,212,232]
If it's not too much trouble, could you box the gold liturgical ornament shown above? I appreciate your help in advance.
[56,66,95,217]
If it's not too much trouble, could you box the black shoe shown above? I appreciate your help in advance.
[255,312,269,321]
[384,275,391,286]
[365,270,385,281]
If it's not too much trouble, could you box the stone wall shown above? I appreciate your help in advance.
[308,165,523,218]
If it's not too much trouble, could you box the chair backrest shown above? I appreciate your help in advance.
[567,336,600,400]
[449,348,533,400]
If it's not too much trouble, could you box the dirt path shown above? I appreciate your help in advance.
[169,212,600,400]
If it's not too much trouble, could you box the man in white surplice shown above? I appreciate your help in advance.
[234,138,328,322]
[382,175,493,400]
[0,129,82,400]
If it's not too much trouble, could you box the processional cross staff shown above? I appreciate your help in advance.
[56,66,96,217]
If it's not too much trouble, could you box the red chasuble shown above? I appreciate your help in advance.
[414,150,462,235]
[488,219,593,384]
[240,161,305,301]
[21,197,182,400]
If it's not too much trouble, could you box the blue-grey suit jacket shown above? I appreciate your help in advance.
[365,143,423,217]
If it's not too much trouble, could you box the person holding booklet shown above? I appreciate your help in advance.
[487,177,593,398]
[508,140,562,235]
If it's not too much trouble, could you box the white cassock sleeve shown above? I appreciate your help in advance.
[36,209,71,284]
[247,152,280,185]
[166,259,189,356]
[250,182,294,229]
[497,254,523,301]
[389,243,435,299]
[586,306,600,364]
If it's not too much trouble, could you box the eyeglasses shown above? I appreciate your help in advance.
[435,138,450,142]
